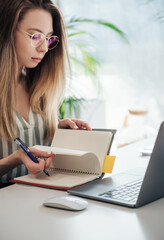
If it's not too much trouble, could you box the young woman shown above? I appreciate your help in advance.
[0,0,91,186]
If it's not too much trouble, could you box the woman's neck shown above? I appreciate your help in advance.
[17,66,25,83]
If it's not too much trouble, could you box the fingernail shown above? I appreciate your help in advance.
[47,151,51,154]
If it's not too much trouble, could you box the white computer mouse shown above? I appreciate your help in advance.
[43,195,88,211]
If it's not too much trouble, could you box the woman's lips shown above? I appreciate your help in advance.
[32,57,42,63]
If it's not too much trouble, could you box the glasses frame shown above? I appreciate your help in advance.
[20,30,59,50]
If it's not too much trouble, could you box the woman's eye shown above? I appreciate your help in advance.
[32,34,41,41]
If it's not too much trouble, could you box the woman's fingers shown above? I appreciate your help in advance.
[19,148,54,174]
[45,155,55,169]
[72,119,92,130]
[58,118,92,130]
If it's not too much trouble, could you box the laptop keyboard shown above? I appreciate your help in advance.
[99,179,143,203]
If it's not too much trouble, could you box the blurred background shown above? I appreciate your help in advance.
[54,0,164,147]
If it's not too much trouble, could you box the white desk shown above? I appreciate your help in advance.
[1,139,164,240]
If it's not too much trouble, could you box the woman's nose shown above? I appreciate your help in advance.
[37,39,49,53]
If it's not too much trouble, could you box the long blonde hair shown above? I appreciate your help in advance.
[0,0,69,141]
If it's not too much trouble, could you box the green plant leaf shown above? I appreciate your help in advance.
[67,16,129,43]
[59,97,85,119]
[68,31,93,38]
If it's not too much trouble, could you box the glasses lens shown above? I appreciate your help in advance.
[31,33,44,47]
[48,36,59,49]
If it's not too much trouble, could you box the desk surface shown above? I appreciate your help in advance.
[1,138,164,240]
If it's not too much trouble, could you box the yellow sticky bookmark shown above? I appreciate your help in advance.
[102,155,116,173]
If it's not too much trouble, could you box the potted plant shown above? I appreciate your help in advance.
[60,16,129,119]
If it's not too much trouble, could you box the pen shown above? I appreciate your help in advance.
[14,137,50,177]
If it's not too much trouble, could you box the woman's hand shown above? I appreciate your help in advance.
[16,148,55,175]
[58,118,92,130]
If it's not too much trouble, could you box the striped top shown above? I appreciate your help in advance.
[0,108,49,183]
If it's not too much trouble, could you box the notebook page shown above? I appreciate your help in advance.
[50,152,101,175]
[33,145,101,174]
[33,145,88,156]
[51,129,113,171]
[13,171,98,188]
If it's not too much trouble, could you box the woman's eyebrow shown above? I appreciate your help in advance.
[27,28,53,35]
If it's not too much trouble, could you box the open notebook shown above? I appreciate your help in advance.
[11,129,116,190]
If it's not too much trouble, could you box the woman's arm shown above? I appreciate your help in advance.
[0,151,21,176]
[0,148,54,177]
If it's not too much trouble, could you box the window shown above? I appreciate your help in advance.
[58,0,164,137]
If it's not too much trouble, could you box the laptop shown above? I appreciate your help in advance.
[68,122,164,208]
